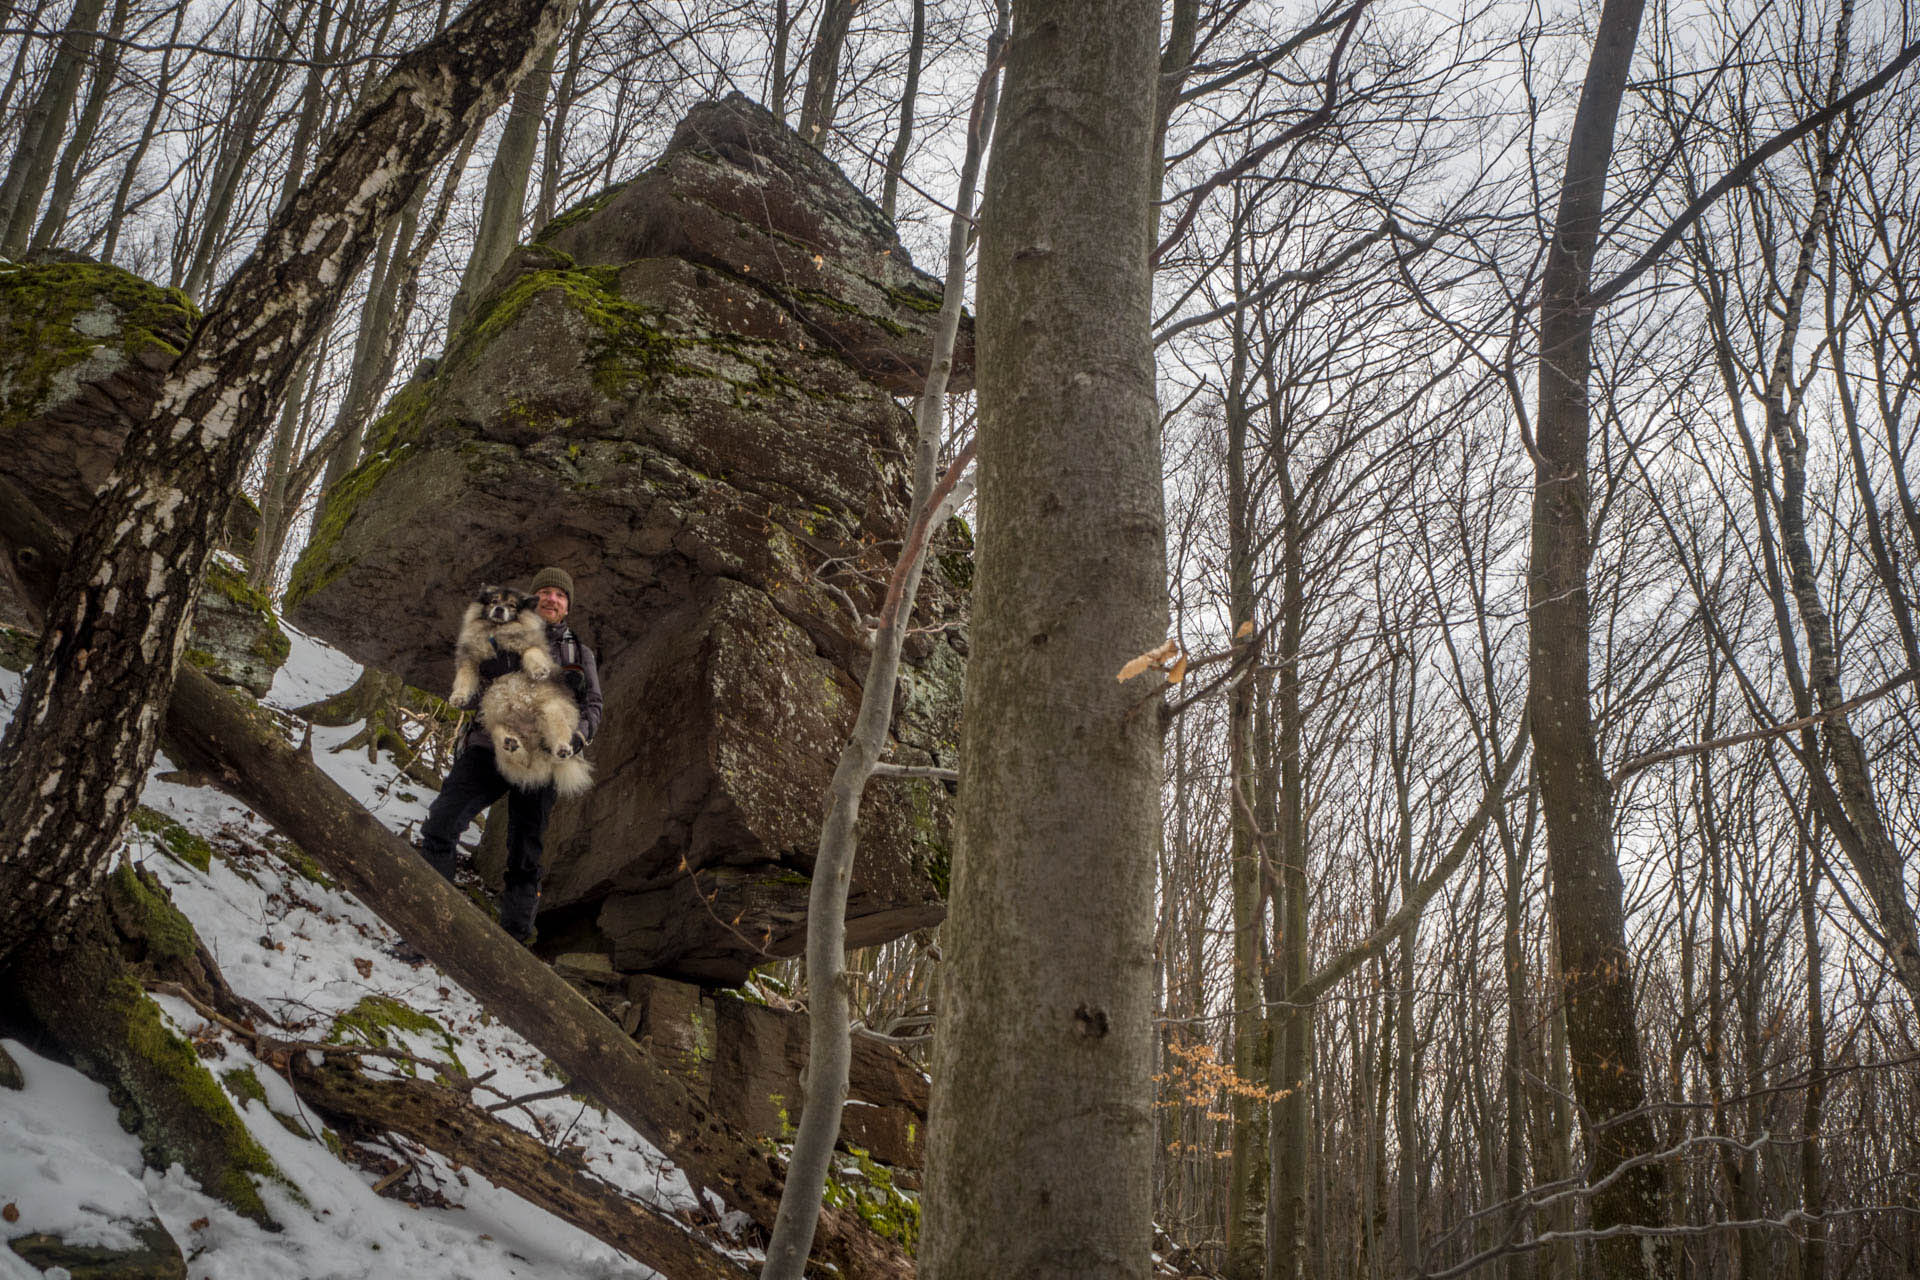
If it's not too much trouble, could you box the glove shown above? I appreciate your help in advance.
[478,653,516,680]
[562,665,587,693]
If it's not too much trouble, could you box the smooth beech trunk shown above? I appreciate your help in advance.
[920,0,1166,1274]
[1528,0,1671,1274]
[757,9,1005,1274]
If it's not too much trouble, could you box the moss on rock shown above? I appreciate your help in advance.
[0,259,195,437]
[822,1146,919,1253]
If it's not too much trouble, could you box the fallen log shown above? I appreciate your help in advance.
[285,1054,751,1279]
[0,480,911,1280]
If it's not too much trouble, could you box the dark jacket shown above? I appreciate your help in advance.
[461,620,603,752]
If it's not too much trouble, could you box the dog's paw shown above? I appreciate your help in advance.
[501,736,521,753]
[554,741,573,759]
[521,648,554,679]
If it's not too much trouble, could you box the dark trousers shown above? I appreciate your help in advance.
[418,745,556,940]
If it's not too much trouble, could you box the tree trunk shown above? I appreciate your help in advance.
[1528,0,1670,1273]
[1798,827,1826,1280]
[101,0,187,265]
[919,0,1165,1273]
[12,869,284,1227]
[0,0,581,968]
[1222,209,1268,1280]
[250,352,321,591]
[177,3,303,301]
[286,1056,751,1278]
[879,0,925,221]
[534,0,596,228]
[759,7,1005,1273]
[448,38,559,333]
[26,0,131,256]
[796,0,856,144]
[1267,483,1311,1280]
[0,0,110,255]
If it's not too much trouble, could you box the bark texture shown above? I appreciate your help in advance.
[920,1,1166,1275]
[0,0,580,967]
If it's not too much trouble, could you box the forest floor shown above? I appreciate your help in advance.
[0,624,758,1280]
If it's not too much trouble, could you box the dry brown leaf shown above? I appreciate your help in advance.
[1117,639,1181,682]
[2,1203,18,1223]
[1168,654,1190,684]
[353,957,373,979]
[1235,620,1255,639]
[190,1217,210,1231]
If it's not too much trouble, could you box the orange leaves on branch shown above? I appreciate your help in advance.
[1118,639,1185,685]
[1156,1040,1292,1105]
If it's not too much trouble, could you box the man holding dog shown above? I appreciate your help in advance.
[415,565,602,945]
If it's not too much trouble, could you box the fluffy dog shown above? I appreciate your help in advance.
[478,670,593,796]
[449,584,553,708]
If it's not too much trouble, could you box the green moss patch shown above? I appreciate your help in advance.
[0,260,196,435]
[822,1146,919,1253]
[0,626,36,673]
[532,179,634,243]
[221,1066,268,1108]
[114,971,284,1221]
[327,997,466,1081]
[127,806,213,874]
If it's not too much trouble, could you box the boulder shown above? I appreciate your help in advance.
[558,957,928,1170]
[0,259,195,534]
[0,260,277,685]
[287,95,967,983]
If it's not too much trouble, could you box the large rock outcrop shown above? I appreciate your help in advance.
[288,95,967,983]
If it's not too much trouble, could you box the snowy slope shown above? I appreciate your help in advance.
[0,626,751,1280]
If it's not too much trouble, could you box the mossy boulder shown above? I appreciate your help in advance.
[188,560,290,697]
[0,258,195,533]
[0,263,280,682]
[287,97,965,984]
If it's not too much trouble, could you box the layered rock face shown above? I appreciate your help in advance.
[561,959,928,1170]
[288,95,966,983]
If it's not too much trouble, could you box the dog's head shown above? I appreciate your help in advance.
[474,584,537,625]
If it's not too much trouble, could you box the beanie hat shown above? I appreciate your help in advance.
[529,566,574,601]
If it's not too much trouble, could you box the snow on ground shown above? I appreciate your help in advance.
[0,624,738,1279]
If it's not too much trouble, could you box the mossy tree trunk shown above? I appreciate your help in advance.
[8,867,284,1226]
[0,0,582,968]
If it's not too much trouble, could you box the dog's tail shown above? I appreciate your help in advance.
[550,755,594,797]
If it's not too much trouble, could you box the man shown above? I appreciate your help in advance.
[416,566,602,943]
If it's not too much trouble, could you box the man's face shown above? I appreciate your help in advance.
[535,586,569,624]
